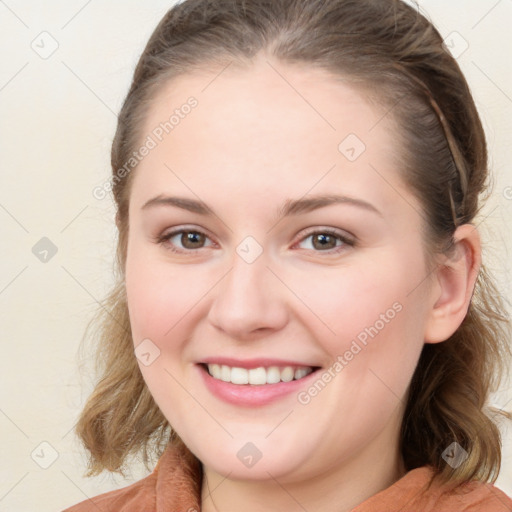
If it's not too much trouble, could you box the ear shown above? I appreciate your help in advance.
[424,224,481,344]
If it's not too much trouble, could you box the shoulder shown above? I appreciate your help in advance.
[62,471,157,512]
[352,466,512,512]
[405,467,512,512]
[427,477,512,512]
[61,440,201,512]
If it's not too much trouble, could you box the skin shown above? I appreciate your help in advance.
[124,52,480,512]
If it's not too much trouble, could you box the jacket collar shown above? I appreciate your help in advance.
[155,438,203,511]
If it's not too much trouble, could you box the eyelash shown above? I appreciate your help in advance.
[156,226,355,255]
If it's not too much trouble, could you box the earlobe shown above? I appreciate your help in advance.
[424,225,481,344]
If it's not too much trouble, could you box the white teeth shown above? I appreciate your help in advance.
[206,364,314,385]
[266,366,281,384]
[294,368,310,380]
[231,367,249,385]
[209,363,222,379]
[220,365,231,382]
[281,366,294,382]
[248,367,266,385]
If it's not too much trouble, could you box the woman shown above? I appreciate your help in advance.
[64,0,512,510]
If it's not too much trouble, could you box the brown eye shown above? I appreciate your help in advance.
[180,231,206,249]
[311,233,338,250]
[296,229,355,254]
[158,228,214,254]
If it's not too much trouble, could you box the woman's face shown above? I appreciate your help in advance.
[125,54,436,482]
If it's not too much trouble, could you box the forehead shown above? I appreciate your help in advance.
[131,56,414,218]
[143,57,390,154]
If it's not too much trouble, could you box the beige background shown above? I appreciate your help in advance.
[0,1,511,510]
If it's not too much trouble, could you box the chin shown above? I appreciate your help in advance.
[182,433,316,482]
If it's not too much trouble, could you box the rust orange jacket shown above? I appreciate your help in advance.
[63,441,512,512]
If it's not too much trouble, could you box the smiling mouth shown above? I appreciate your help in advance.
[201,363,321,386]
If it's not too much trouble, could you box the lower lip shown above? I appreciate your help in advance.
[197,364,320,407]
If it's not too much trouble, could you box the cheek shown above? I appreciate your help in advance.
[286,254,424,352]
[291,251,428,402]
[125,247,199,345]
[124,249,204,415]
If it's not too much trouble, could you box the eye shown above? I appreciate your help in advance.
[156,226,355,255]
[157,227,215,254]
[294,228,355,254]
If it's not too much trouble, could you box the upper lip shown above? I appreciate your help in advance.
[199,357,321,369]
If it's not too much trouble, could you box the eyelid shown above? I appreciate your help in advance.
[294,226,355,244]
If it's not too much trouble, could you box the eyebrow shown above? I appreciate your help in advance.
[141,193,382,218]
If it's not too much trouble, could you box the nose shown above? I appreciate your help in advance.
[207,247,289,340]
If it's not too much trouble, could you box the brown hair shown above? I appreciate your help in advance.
[76,0,511,488]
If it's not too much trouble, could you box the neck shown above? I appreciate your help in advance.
[200,410,407,512]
